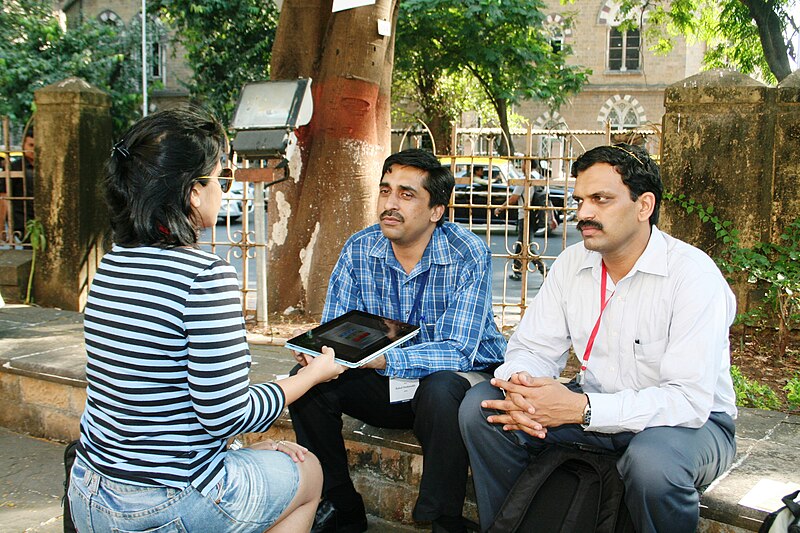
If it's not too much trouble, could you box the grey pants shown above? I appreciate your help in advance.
[459,381,736,533]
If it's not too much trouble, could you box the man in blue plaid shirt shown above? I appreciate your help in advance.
[289,149,506,533]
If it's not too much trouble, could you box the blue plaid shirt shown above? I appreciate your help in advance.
[322,222,507,379]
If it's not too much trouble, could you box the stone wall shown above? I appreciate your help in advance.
[660,69,800,311]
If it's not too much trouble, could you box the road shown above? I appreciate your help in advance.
[200,213,582,327]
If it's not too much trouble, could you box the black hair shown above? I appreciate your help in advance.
[105,106,227,247]
[382,149,454,226]
[570,143,662,225]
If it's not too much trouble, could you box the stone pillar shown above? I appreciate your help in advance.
[34,78,112,311]
[773,71,800,239]
[660,70,775,310]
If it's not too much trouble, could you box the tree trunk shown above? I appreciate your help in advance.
[269,0,399,318]
[424,111,452,154]
[494,98,516,156]
[741,0,792,81]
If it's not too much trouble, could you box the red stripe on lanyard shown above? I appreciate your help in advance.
[579,262,615,381]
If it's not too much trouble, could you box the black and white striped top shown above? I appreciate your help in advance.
[77,245,285,495]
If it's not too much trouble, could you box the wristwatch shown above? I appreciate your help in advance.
[581,395,592,429]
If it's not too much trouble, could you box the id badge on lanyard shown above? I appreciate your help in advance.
[388,269,430,402]
[576,261,614,385]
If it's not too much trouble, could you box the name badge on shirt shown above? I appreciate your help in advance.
[389,377,420,403]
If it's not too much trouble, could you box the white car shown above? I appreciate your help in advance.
[217,181,252,223]
[217,182,270,224]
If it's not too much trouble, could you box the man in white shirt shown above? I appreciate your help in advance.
[459,143,738,533]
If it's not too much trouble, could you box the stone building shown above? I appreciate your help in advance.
[60,0,191,112]
[517,0,705,136]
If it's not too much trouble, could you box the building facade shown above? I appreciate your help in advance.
[517,0,704,135]
[60,0,191,111]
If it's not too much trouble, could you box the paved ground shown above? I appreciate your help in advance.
[0,424,410,533]
[0,427,65,533]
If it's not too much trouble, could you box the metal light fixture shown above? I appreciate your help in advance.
[230,79,313,160]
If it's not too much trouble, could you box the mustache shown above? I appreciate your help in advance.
[380,210,405,222]
[576,220,603,231]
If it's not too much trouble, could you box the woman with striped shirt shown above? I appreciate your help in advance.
[68,107,344,533]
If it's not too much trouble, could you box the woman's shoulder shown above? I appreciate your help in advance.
[107,245,230,273]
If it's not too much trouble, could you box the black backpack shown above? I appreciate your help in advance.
[488,443,635,533]
[63,440,79,533]
[759,490,800,533]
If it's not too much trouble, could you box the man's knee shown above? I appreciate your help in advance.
[415,371,471,409]
[619,429,695,498]
[458,381,499,435]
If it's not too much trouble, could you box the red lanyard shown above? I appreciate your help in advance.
[577,261,615,385]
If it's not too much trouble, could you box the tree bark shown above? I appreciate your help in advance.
[741,0,792,81]
[268,0,399,318]
[494,98,516,156]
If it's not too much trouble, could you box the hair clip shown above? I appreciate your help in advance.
[610,144,645,166]
[112,139,130,160]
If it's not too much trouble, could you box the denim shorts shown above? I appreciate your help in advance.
[68,448,300,533]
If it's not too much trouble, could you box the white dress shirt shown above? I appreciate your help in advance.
[496,227,738,433]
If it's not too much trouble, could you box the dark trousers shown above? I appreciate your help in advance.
[460,381,737,533]
[289,367,479,521]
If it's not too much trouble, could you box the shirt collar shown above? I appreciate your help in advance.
[368,224,453,276]
[578,225,669,281]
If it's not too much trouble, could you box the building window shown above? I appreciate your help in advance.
[134,14,168,84]
[149,41,164,81]
[608,27,640,71]
[550,30,564,54]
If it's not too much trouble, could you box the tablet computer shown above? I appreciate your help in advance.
[285,310,420,368]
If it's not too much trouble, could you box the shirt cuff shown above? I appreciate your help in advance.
[379,347,405,376]
[583,392,619,433]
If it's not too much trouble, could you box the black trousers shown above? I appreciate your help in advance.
[288,367,478,521]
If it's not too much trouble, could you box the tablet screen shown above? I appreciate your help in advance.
[286,310,420,364]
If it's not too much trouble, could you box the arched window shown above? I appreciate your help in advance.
[98,10,123,27]
[544,14,572,55]
[598,1,644,72]
[597,95,646,130]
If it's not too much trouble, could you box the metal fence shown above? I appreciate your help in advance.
[197,156,273,324]
[1,117,34,249]
[443,124,660,331]
[186,124,663,330]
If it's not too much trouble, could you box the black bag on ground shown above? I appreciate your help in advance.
[758,490,800,533]
[63,439,79,533]
[488,443,635,533]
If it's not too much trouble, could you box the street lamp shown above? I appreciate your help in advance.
[229,79,314,326]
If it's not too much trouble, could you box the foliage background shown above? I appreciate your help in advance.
[0,0,145,138]
[151,0,279,125]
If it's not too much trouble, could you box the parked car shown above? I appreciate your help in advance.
[440,156,567,229]
[440,156,517,225]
